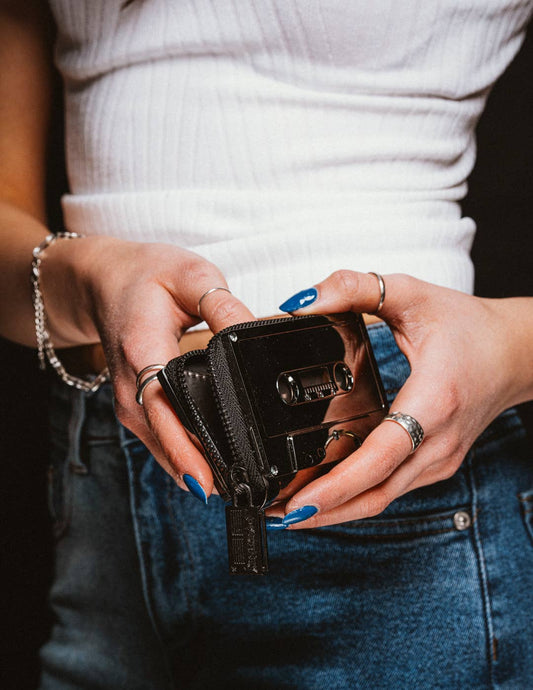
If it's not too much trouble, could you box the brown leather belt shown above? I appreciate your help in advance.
[59,313,382,377]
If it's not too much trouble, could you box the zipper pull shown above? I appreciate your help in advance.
[225,483,268,574]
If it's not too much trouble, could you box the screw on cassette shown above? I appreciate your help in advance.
[225,468,268,575]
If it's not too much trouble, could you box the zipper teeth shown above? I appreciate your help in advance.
[176,350,228,483]
[209,356,243,472]
[215,314,306,338]
[209,315,326,480]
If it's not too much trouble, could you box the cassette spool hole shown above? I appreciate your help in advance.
[333,362,354,392]
[276,374,300,405]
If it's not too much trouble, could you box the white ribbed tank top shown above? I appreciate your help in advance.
[49,0,532,319]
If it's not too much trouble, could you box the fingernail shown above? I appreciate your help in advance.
[282,505,318,526]
[279,288,318,313]
[183,474,208,505]
[265,517,288,531]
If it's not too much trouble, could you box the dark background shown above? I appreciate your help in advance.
[1,26,532,690]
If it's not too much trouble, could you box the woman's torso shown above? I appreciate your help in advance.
[49,0,533,317]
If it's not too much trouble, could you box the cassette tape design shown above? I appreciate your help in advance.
[160,313,389,506]
[219,313,388,491]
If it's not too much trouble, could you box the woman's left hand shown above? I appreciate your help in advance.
[266,271,533,528]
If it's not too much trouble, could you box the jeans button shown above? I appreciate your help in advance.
[453,510,471,531]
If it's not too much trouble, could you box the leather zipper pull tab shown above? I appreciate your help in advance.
[225,505,268,574]
[225,483,268,574]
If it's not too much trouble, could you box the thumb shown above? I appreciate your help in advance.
[278,271,419,324]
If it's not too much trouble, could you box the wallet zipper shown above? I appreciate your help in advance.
[211,315,328,574]
[209,314,320,506]
[174,349,231,498]
[210,314,321,492]
[215,314,305,339]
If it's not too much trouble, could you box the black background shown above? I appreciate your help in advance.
[1,27,532,690]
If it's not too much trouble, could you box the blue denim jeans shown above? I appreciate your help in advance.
[40,324,533,689]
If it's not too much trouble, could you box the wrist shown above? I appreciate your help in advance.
[38,233,112,347]
[483,296,533,408]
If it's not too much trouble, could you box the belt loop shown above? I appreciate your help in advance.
[68,387,90,475]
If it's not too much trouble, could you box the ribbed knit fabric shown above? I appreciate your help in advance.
[49,0,532,320]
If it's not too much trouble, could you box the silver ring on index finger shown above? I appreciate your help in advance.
[197,287,232,319]
[368,272,386,313]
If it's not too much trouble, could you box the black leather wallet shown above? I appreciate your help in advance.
[158,313,388,574]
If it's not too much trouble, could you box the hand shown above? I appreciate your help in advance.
[41,235,255,498]
[266,271,531,528]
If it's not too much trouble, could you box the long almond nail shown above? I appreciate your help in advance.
[282,505,318,525]
[183,474,208,505]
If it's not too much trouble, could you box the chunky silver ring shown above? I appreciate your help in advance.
[135,364,165,405]
[368,272,386,313]
[382,411,424,454]
[197,287,232,318]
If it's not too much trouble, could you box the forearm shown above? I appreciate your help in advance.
[0,200,48,346]
[0,200,104,348]
[0,1,64,346]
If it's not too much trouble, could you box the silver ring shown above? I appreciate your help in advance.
[324,429,362,450]
[197,287,232,318]
[136,373,163,406]
[368,272,386,313]
[135,363,166,389]
[135,364,165,405]
[382,411,424,454]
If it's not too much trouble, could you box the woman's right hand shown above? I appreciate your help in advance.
[41,234,255,498]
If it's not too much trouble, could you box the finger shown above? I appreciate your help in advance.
[278,374,431,523]
[128,419,180,480]
[196,287,256,333]
[279,271,423,324]
[284,441,444,529]
[141,382,214,489]
[116,378,215,496]
[112,316,215,497]
[271,463,333,506]
[166,254,255,331]
[278,420,412,519]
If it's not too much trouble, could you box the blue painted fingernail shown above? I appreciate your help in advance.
[282,505,318,525]
[279,288,318,313]
[183,474,208,505]
[265,517,288,531]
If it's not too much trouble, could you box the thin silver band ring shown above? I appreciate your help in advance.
[197,287,232,318]
[135,364,165,405]
[135,363,166,389]
[136,372,164,406]
[382,411,425,454]
[368,272,386,313]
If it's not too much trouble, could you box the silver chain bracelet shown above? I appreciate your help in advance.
[31,232,109,393]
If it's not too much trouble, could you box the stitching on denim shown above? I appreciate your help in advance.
[122,431,175,690]
[355,507,471,529]
[467,448,497,688]
[320,526,459,542]
[164,476,199,633]
[68,389,89,473]
[518,493,533,546]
